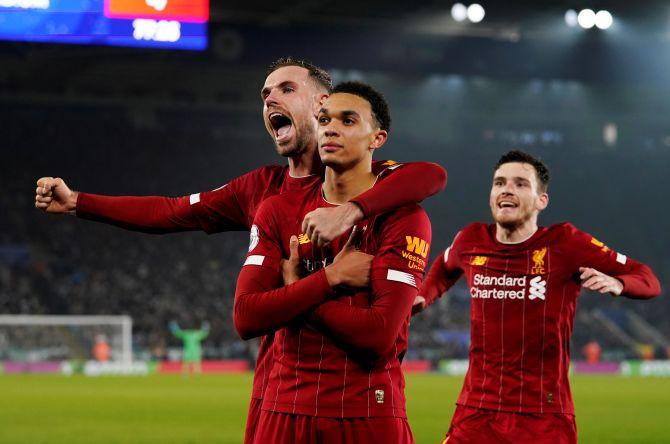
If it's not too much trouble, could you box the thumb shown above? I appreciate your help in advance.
[289,235,300,261]
[343,225,363,251]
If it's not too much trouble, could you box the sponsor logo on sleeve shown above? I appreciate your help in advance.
[375,389,385,404]
[189,193,200,205]
[531,247,547,274]
[406,236,429,258]
[248,225,260,252]
[590,237,611,253]
[616,252,627,265]
[403,236,429,271]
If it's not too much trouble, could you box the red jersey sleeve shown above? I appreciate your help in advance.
[309,206,432,358]
[420,230,465,308]
[565,224,661,299]
[233,197,335,340]
[76,166,280,234]
[351,161,447,218]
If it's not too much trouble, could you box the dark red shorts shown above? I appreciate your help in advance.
[243,398,262,444]
[252,410,414,444]
[444,404,577,444]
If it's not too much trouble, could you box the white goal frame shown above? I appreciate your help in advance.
[0,315,133,364]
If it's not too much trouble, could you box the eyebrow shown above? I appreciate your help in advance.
[318,108,361,119]
[260,80,296,98]
[493,176,531,183]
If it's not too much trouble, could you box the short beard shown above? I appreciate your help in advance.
[493,209,531,232]
[275,120,314,158]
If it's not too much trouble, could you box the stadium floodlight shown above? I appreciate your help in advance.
[451,3,468,22]
[595,10,613,30]
[565,9,578,27]
[577,9,596,29]
[467,3,485,23]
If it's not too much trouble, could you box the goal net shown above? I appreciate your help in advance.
[0,315,132,364]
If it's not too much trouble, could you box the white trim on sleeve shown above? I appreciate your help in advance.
[387,269,417,288]
[244,255,265,266]
[189,193,201,205]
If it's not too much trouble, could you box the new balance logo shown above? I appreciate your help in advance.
[528,276,547,300]
[298,234,311,245]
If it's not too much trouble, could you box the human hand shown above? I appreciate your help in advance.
[324,226,373,288]
[301,202,364,248]
[35,177,78,215]
[579,267,623,296]
[280,235,302,285]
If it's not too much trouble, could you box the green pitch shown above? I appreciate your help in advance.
[1,373,668,443]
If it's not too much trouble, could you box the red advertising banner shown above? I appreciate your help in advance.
[105,0,209,23]
[159,360,250,374]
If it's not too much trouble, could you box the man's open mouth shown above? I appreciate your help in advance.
[269,112,293,140]
[498,201,518,209]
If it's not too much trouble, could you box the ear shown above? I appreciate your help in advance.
[537,192,549,211]
[369,129,388,152]
[313,93,329,116]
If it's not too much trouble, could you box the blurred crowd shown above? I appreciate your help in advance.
[2,101,668,364]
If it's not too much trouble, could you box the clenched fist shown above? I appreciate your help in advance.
[35,177,78,215]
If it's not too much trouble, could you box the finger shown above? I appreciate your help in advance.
[343,226,363,250]
[582,276,602,288]
[579,268,598,280]
[301,213,312,235]
[36,177,53,187]
[36,196,53,203]
[412,296,426,315]
[588,281,609,292]
[289,235,299,260]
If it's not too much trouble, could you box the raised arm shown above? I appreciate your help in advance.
[34,168,272,234]
[301,161,446,246]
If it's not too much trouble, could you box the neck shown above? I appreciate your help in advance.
[323,160,376,205]
[288,147,324,177]
[495,219,538,244]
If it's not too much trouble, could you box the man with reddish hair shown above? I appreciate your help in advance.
[417,150,660,444]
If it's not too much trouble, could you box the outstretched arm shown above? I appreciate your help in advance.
[569,224,661,299]
[301,161,446,246]
[35,169,264,234]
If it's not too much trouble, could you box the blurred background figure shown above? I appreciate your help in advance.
[169,320,210,376]
[582,340,602,364]
[93,334,110,362]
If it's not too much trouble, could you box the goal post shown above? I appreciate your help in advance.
[0,315,133,364]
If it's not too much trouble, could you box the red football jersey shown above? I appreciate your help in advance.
[235,182,432,418]
[76,160,445,403]
[421,222,660,415]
